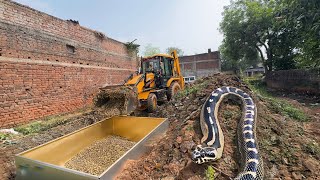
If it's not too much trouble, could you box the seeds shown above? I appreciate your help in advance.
[65,135,136,176]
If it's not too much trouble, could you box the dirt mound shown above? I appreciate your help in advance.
[1,74,319,179]
[117,74,320,179]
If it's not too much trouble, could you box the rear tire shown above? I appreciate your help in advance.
[167,82,181,100]
[147,93,157,112]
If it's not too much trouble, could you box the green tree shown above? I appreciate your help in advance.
[220,38,260,73]
[280,0,320,68]
[166,47,184,56]
[220,0,320,71]
[143,44,161,57]
[220,0,297,72]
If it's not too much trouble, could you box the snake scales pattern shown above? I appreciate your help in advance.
[191,86,263,179]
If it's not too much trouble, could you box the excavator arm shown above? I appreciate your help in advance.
[171,50,185,89]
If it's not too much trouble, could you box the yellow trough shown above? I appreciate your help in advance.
[15,116,168,180]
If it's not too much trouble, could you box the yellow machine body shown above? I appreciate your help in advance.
[96,50,184,112]
[125,50,184,111]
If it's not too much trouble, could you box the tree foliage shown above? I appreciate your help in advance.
[143,44,161,57]
[220,0,320,72]
[166,47,184,56]
[282,0,320,68]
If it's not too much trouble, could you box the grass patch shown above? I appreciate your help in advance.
[244,78,309,122]
[176,81,208,99]
[205,165,216,180]
[268,100,308,121]
[0,133,13,141]
[303,141,320,159]
[14,108,91,135]
[14,121,44,135]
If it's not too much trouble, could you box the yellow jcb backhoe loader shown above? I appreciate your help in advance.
[94,50,184,113]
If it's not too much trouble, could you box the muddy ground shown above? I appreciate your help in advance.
[0,74,319,179]
[117,75,320,179]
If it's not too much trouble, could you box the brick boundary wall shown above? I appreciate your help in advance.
[265,68,320,94]
[179,51,221,78]
[0,0,137,127]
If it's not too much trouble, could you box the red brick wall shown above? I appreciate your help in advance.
[179,51,220,63]
[183,64,193,71]
[266,69,320,95]
[196,61,219,70]
[0,0,137,127]
[179,51,220,77]
[0,58,133,127]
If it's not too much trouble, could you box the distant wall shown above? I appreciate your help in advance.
[179,50,220,78]
[0,0,137,127]
[266,69,320,94]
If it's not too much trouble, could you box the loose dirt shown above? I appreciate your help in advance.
[65,135,136,176]
[117,74,320,179]
[94,86,136,115]
[1,74,319,180]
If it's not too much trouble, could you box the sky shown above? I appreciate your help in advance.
[15,0,230,55]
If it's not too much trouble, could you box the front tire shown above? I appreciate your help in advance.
[147,93,157,112]
[167,82,181,100]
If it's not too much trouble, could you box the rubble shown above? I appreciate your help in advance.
[116,74,320,179]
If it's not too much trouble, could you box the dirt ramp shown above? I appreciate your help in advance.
[116,74,251,179]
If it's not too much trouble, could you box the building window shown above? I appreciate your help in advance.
[66,44,75,54]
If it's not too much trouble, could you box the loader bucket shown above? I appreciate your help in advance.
[15,116,168,180]
[94,85,137,115]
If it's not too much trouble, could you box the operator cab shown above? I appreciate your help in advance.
[141,55,174,88]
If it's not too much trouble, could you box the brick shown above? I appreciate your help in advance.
[0,1,138,128]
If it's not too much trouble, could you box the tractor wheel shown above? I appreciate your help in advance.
[147,93,157,112]
[167,82,181,101]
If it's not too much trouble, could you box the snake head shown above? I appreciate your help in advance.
[191,145,217,164]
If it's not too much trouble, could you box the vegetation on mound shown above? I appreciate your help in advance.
[176,81,208,99]
[244,78,309,122]
[14,108,90,135]
[303,140,320,160]
[0,133,14,141]
[205,165,216,180]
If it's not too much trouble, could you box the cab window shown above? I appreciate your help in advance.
[142,59,160,74]
[163,57,173,77]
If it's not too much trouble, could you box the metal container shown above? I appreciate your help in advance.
[15,116,168,180]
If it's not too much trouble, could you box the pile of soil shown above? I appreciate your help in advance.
[94,86,137,115]
[1,74,319,179]
[65,135,136,176]
[117,74,320,179]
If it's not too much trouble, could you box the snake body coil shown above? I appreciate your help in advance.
[191,86,263,180]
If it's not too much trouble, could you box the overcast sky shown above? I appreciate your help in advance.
[15,0,230,55]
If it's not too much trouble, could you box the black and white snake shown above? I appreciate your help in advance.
[191,86,263,179]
